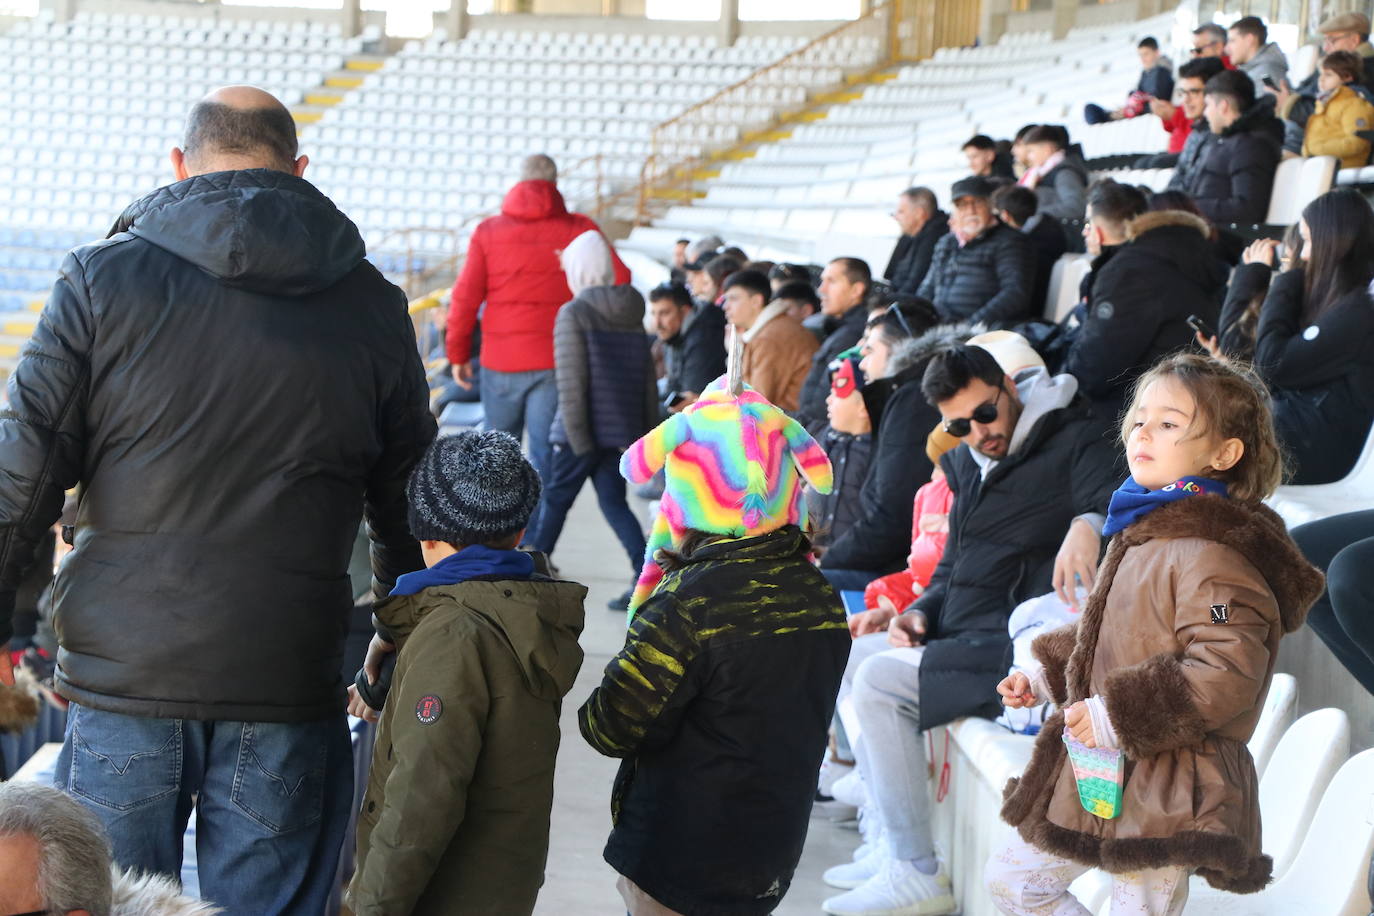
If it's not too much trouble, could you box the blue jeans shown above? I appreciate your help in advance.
[54,704,352,915]
[526,444,647,576]
[480,367,558,535]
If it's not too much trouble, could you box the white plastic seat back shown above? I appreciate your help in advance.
[1264,158,1306,225]
[1296,155,1337,215]
[1267,422,1374,528]
[1247,672,1297,779]
[1188,748,1374,915]
[1256,708,1349,877]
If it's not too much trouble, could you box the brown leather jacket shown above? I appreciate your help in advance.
[741,312,818,412]
[1001,495,1323,893]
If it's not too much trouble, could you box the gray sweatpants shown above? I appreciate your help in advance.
[843,633,936,861]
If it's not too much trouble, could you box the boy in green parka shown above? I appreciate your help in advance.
[346,430,588,916]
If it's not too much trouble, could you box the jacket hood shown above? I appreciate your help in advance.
[968,367,1080,478]
[578,283,646,329]
[562,229,614,295]
[502,179,570,221]
[675,525,811,565]
[1112,495,1324,632]
[884,321,981,379]
[1224,94,1283,142]
[376,579,587,700]
[112,866,221,916]
[1122,210,1228,291]
[114,170,366,296]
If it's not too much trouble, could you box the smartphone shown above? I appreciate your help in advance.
[1187,314,1216,340]
[662,391,686,411]
[1262,75,1278,90]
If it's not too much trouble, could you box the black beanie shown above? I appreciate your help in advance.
[407,431,542,546]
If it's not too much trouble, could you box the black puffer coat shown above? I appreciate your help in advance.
[796,304,869,433]
[1165,117,1216,193]
[1033,155,1090,222]
[885,213,950,295]
[910,369,1118,729]
[1185,99,1283,225]
[0,169,435,722]
[1062,210,1227,421]
[807,427,872,551]
[821,327,964,573]
[1253,268,1374,485]
[918,222,1036,326]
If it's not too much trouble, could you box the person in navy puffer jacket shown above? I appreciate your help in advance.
[527,232,659,610]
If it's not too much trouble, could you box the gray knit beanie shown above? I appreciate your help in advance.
[407,431,542,545]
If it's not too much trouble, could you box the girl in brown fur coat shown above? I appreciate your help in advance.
[985,354,1324,915]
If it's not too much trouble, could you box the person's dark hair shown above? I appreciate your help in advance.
[1087,178,1148,234]
[743,259,776,276]
[901,186,938,214]
[1013,123,1039,142]
[768,262,813,284]
[1121,354,1284,502]
[1193,23,1227,45]
[962,134,997,151]
[921,344,1006,406]
[1147,189,1213,233]
[704,255,744,290]
[1230,15,1268,46]
[1321,50,1364,83]
[1138,36,1159,51]
[720,268,772,301]
[182,101,298,172]
[830,257,873,293]
[721,246,748,262]
[1204,69,1256,112]
[1178,56,1226,82]
[871,297,938,345]
[1299,188,1374,324]
[773,281,820,311]
[1022,125,1067,149]
[649,280,693,308]
[675,237,691,245]
[990,184,1038,227]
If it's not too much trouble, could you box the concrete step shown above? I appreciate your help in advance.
[344,55,387,73]
[324,71,366,89]
[304,91,346,107]
[290,105,330,126]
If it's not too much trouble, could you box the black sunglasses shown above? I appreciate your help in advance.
[888,304,914,338]
[942,384,1005,437]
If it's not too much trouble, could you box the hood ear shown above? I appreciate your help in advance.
[620,413,688,484]
[780,416,834,495]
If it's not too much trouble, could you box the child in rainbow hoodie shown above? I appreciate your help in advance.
[579,379,849,916]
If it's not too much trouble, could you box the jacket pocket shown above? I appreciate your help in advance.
[68,706,181,811]
[230,721,328,834]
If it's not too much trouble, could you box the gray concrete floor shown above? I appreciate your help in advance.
[535,488,860,915]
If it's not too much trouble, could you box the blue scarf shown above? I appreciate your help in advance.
[390,544,535,597]
[1102,476,1229,537]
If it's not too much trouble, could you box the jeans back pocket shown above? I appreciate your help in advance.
[230,721,327,834]
[69,706,181,812]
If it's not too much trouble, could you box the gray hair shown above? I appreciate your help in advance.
[520,154,558,183]
[1193,22,1227,44]
[901,186,938,213]
[0,782,113,916]
[183,101,299,173]
[686,235,725,262]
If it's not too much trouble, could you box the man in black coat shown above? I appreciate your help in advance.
[1186,69,1283,224]
[648,280,726,412]
[1064,180,1228,424]
[796,257,872,432]
[822,345,1117,912]
[884,187,949,296]
[992,184,1066,318]
[0,88,434,909]
[918,176,1036,326]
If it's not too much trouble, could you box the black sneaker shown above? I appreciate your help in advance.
[607,587,634,611]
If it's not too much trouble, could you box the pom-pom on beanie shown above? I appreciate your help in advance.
[407,431,542,546]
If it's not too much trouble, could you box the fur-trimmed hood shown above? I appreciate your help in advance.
[0,665,41,734]
[1109,494,1324,633]
[883,321,981,379]
[112,868,221,916]
[1124,209,1211,242]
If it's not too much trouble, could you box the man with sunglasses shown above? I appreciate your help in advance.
[1190,23,1233,67]
[822,343,1117,916]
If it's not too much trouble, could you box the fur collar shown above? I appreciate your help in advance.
[1125,209,1211,242]
[112,867,222,916]
[0,664,41,734]
[1113,495,1323,633]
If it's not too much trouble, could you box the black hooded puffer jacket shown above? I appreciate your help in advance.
[0,169,436,722]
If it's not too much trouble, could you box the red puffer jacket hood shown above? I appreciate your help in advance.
[501,180,569,221]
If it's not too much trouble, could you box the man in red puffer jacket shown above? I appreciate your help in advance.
[446,154,630,532]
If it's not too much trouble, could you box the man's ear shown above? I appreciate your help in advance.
[293,154,310,178]
[170,147,190,182]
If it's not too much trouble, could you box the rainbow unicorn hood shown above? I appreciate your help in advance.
[620,377,833,617]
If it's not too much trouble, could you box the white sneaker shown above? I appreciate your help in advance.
[819,756,854,797]
[821,857,956,916]
[823,848,887,889]
[830,768,869,808]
